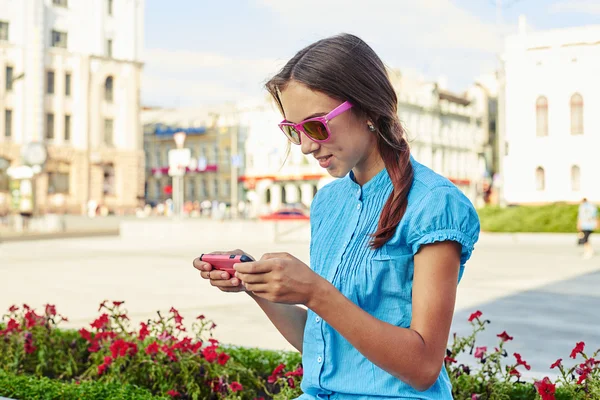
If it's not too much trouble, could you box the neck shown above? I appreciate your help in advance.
[352,148,385,186]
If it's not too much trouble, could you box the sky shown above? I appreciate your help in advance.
[141,0,600,109]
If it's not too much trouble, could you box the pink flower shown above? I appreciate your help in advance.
[474,346,487,359]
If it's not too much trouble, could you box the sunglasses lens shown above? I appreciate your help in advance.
[303,121,329,141]
[280,125,301,144]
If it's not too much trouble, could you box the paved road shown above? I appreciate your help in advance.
[0,220,598,380]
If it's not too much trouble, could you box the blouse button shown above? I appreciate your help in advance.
[317,356,323,363]
[315,316,321,322]
[356,203,361,210]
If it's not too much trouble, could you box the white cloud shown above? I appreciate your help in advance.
[257,0,507,53]
[140,49,286,107]
[549,0,600,15]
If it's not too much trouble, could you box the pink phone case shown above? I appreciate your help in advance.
[199,254,252,275]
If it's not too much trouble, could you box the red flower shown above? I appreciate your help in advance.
[98,301,107,311]
[268,363,286,383]
[145,341,160,355]
[497,331,513,342]
[24,310,42,329]
[44,304,57,316]
[471,395,481,400]
[285,366,304,377]
[197,314,205,320]
[513,353,531,370]
[230,381,243,392]
[79,328,92,341]
[508,367,521,378]
[287,377,296,388]
[91,314,110,330]
[110,339,138,359]
[24,333,36,354]
[138,322,150,341]
[534,377,556,400]
[468,310,482,322]
[474,346,486,359]
[167,390,180,398]
[8,305,19,313]
[202,347,217,363]
[208,338,219,346]
[217,352,230,366]
[444,356,457,364]
[112,301,124,307]
[570,342,585,359]
[550,358,562,369]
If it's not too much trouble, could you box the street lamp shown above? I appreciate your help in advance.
[170,131,187,218]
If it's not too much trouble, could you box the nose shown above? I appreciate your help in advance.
[300,132,320,155]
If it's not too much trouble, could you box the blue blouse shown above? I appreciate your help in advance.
[297,158,480,399]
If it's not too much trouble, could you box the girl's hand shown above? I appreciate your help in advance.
[192,249,254,293]
[234,252,322,305]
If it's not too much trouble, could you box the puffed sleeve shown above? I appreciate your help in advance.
[406,185,480,266]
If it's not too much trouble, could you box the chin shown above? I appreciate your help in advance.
[326,165,351,179]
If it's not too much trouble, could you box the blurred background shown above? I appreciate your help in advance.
[0,0,599,381]
[1,0,597,229]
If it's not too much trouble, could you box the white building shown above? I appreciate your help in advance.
[0,0,144,215]
[501,18,600,204]
[389,69,491,205]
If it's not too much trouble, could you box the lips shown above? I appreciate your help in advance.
[316,154,333,169]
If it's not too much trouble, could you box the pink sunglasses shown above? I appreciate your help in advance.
[278,101,353,145]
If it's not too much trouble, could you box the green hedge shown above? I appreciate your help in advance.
[0,369,168,400]
[478,204,580,233]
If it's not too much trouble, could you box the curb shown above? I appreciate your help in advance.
[0,229,120,243]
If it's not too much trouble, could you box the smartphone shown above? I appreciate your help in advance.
[199,254,252,276]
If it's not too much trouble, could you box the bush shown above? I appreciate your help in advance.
[1,303,598,399]
[477,204,580,233]
[0,369,167,399]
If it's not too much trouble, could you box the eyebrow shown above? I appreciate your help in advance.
[285,111,327,124]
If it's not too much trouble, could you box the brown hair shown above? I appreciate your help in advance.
[265,33,413,249]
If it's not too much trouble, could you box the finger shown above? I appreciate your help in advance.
[234,260,273,274]
[210,277,242,288]
[236,271,268,284]
[193,258,212,272]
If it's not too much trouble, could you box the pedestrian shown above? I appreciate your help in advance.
[193,33,480,399]
[577,197,597,259]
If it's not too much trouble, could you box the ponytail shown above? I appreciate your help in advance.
[369,118,414,249]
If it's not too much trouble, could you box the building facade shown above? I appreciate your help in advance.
[142,105,245,209]
[388,69,491,205]
[501,19,600,204]
[0,0,144,215]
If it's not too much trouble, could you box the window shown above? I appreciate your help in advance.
[535,167,545,191]
[4,110,12,138]
[65,73,71,96]
[0,21,8,41]
[106,39,113,58]
[536,96,548,137]
[107,0,113,15]
[52,0,68,7]
[224,181,230,197]
[5,66,13,91]
[104,118,114,146]
[46,113,55,140]
[0,157,9,191]
[51,30,68,48]
[103,164,115,196]
[64,115,71,141]
[571,165,581,192]
[48,173,69,194]
[104,76,113,102]
[570,93,584,135]
[213,179,219,197]
[46,71,55,94]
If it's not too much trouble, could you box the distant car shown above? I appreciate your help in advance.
[259,208,310,221]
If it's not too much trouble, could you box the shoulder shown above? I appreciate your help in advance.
[393,159,481,264]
